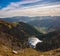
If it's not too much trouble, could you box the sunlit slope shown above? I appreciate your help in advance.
[0,43,60,56]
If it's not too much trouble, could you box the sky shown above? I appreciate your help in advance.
[0,0,60,18]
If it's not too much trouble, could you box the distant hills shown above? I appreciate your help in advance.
[0,16,60,23]
[0,16,60,33]
[0,16,31,22]
[28,16,60,33]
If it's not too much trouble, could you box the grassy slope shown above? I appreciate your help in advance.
[0,20,43,50]
[0,20,60,56]
[0,43,60,56]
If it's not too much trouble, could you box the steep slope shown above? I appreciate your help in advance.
[0,43,60,56]
[0,20,43,50]
[0,20,60,52]
[0,19,60,56]
[36,30,60,51]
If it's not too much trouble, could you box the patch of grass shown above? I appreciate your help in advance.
[0,43,60,56]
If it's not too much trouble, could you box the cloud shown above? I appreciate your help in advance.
[0,0,41,11]
[0,1,60,18]
[22,0,41,3]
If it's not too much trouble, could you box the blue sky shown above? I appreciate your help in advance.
[0,0,60,9]
[0,0,60,18]
[0,0,21,9]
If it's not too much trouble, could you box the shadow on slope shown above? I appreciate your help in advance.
[36,30,60,51]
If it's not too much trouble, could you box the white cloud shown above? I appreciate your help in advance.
[0,1,60,18]
[1,0,41,11]
[22,0,41,3]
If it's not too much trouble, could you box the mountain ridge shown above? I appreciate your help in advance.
[0,20,43,50]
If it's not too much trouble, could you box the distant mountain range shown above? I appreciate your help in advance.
[0,16,60,23]
[0,16,60,33]
[28,16,60,33]
[0,16,31,22]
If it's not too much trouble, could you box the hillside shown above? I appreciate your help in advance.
[0,20,43,50]
[36,30,60,51]
[0,16,60,23]
[0,20,60,56]
[0,42,60,56]
[28,18,60,33]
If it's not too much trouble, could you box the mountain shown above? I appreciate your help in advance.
[0,16,60,23]
[36,30,60,51]
[28,17,60,33]
[0,20,60,56]
[0,16,31,22]
[0,20,43,50]
[0,20,60,51]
